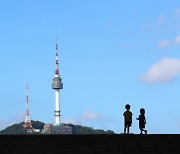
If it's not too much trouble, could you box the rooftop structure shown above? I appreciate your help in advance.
[44,124,72,134]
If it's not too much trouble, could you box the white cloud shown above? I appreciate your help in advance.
[63,110,108,124]
[0,120,11,131]
[140,57,180,83]
[175,35,180,45]
[83,110,101,120]
[175,8,180,18]
[62,110,116,131]
[158,34,180,48]
[158,40,171,48]
[0,112,25,131]
[156,15,166,25]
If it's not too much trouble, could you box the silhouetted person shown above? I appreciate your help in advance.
[123,104,132,134]
[136,108,147,134]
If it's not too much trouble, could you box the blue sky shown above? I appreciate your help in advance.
[1,0,180,134]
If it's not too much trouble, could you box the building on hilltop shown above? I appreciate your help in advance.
[44,124,72,134]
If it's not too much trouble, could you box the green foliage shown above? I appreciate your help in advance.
[0,122,26,134]
[0,121,115,134]
[64,123,114,134]
[0,120,45,135]
[31,120,45,129]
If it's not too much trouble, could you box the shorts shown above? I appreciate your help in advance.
[139,123,145,129]
[125,121,132,127]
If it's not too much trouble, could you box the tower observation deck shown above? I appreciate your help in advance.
[52,39,63,125]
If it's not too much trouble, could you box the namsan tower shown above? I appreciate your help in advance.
[23,82,33,131]
[43,39,72,134]
[52,39,63,125]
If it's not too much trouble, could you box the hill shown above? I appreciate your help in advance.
[0,120,115,134]
[0,120,45,134]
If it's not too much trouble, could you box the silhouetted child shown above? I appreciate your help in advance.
[136,108,147,134]
[123,104,133,134]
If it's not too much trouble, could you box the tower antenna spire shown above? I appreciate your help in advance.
[56,37,58,50]
[23,81,33,132]
[55,37,60,77]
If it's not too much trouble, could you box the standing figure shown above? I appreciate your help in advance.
[123,104,133,134]
[136,108,147,134]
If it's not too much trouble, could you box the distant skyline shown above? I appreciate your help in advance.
[1,0,180,134]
